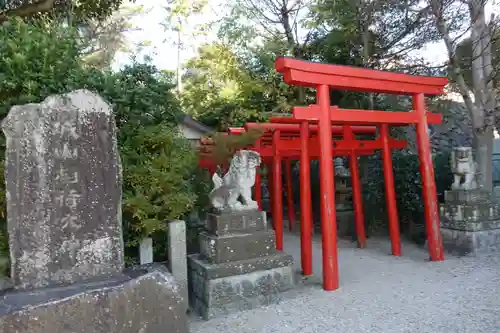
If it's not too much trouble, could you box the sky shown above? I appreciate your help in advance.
[112,0,226,71]
[112,0,499,72]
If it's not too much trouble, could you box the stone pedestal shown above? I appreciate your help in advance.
[335,175,355,238]
[188,210,295,320]
[440,189,500,255]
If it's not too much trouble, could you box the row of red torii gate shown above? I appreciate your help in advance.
[198,57,449,291]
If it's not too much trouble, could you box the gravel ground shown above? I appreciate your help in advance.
[189,232,500,333]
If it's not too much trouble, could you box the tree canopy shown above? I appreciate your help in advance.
[0,0,125,22]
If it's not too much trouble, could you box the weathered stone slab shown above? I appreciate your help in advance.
[444,189,492,203]
[189,265,295,320]
[441,218,500,231]
[0,264,188,333]
[188,252,294,280]
[2,90,123,289]
[336,210,355,238]
[0,278,13,293]
[440,202,500,223]
[441,228,500,256]
[206,210,267,235]
[199,231,277,264]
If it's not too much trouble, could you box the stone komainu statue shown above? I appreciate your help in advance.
[450,146,478,190]
[209,150,262,211]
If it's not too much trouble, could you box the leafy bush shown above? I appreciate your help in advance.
[121,124,198,262]
[0,18,83,117]
[362,150,453,239]
[290,150,452,244]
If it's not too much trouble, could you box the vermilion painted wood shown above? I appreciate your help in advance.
[244,122,378,134]
[275,137,407,151]
[413,93,445,261]
[380,124,401,256]
[316,85,339,291]
[299,121,313,276]
[284,160,296,231]
[198,148,377,164]
[275,57,448,95]
[198,136,405,162]
[293,106,443,125]
[272,130,284,251]
[268,164,275,230]
[343,126,367,248]
[197,132,407,167]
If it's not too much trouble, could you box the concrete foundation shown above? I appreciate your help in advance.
[188,210,295,320]
[440,189,500,256]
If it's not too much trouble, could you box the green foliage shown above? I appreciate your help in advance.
[208,127,265,164]
[1,0,125,23]
[181,43,270,130]
[121,124,197,242]
[0,18,82,117]
[362,151,453,237]
[79,4,145,69]
[0,18,201,269]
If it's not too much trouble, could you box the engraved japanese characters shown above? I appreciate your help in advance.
[2,90,124,289]
[209,150,261,211]
[450,147,478,190]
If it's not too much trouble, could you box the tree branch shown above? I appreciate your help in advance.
[430,0,481,129]
[0,0,56,22]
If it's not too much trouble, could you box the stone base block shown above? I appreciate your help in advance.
[441,227,500,256]
[336,209,355,238]
[188,259,295,320]
[199,230,277,264]
[206,210,267,235]
[444,189,492,203]
[440,202,500,224]
[0,264,188,333]
[440,217,500,231]
[188,252,294,280]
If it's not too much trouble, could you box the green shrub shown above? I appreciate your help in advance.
[362,150,453,239]
[288,151,452,244]
[121,124,198,262]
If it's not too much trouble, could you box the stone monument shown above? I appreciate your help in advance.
[440,146,500,255]
[0,90,188,333]
[333,158,355,238]
[188,150,295,320]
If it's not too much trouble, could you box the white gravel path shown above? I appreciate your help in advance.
[189,232,500,333]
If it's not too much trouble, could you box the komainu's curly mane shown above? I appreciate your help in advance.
[209,150,261,210]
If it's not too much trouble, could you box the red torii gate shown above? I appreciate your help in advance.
[275,57,448,291]
[198,116,437,279]
[224,122,407,276]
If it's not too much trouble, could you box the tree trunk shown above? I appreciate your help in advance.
[469,0,495,191]
[362,21,374,109]
[430,0,496,192]
[281,4,306,104]
[474,129,494,192]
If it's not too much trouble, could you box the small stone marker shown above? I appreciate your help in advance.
[2,89,124,289]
